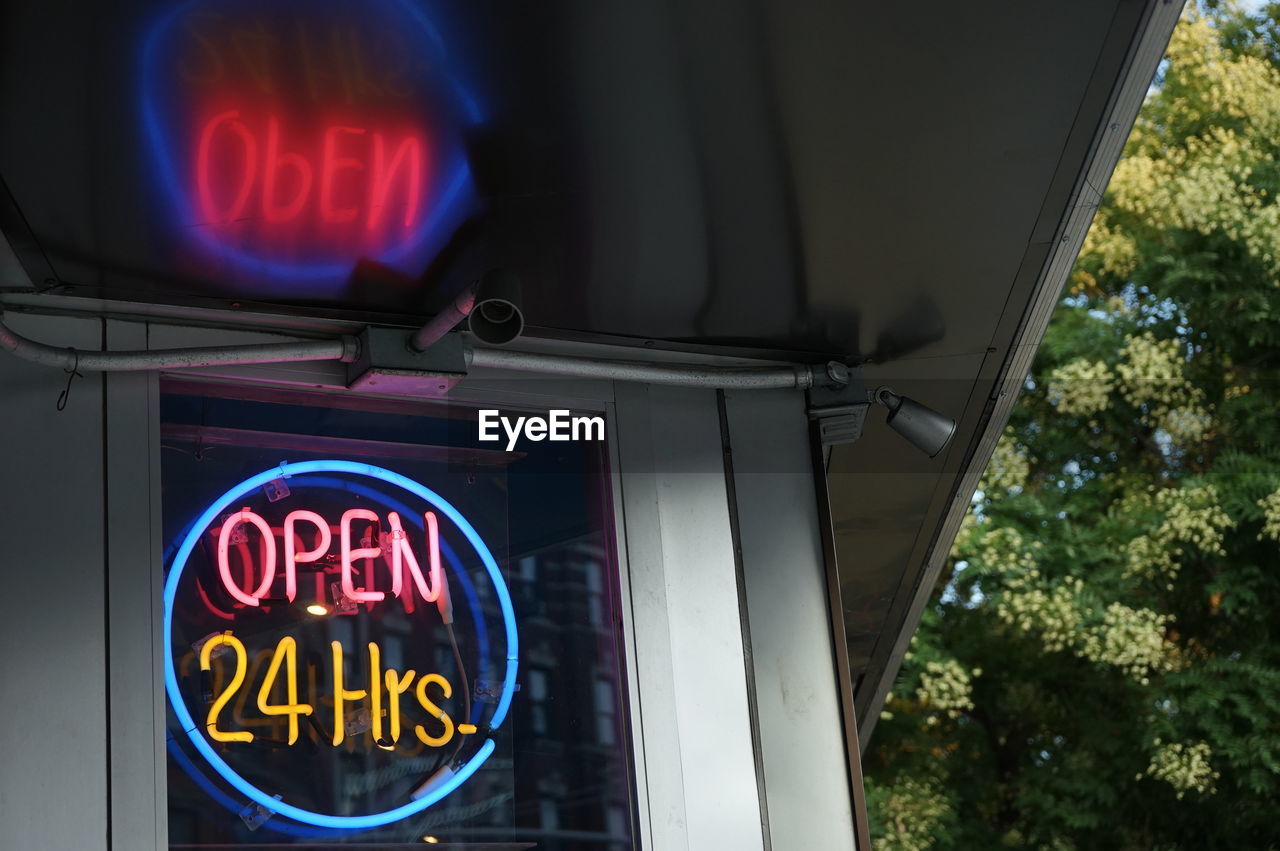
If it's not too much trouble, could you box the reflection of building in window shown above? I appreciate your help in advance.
[511,536,632,850]
[607,806,629,842]
[528,668,549,736]
[595,678,616,747]
[585,561,604,627]
[540,798,560,831]
[518,555,537,583]
[528,669,549,701]
[158,389,630,846]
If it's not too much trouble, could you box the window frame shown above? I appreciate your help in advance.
[104,320,651,850]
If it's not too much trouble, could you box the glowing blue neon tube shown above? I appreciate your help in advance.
[163,460,517,829]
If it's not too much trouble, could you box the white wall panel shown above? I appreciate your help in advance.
[614,384,765,851]
[725,389,859,851]
[0,313,108,851]
[105,320,166,850]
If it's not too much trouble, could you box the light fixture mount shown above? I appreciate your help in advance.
[806,368,957,458]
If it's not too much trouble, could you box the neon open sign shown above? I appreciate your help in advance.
[195,111,426,232]
[164,460,517,830]
[141,0,479,290]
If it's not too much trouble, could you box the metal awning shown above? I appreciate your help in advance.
[0,0,1183,745]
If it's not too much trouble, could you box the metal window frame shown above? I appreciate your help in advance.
[102,320,655,850]
[93,315,860,851]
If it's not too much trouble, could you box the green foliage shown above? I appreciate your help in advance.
[866,4,1280,849]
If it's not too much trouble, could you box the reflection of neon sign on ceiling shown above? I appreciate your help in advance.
[164,460,517,830]
[195,112,427,231]
[140,0,481,289]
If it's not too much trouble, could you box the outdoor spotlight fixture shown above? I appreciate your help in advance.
[808,367,958,458]
[872,385,956,458]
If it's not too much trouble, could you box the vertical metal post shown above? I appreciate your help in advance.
[724,388,861,849]
[809,425,874,850]
[717,390,773,850]
[104,320,166,851]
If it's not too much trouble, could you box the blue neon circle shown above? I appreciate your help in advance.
[163,460,518,829]
[138,0,483,289]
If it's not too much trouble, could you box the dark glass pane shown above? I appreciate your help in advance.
[161,383,635,849]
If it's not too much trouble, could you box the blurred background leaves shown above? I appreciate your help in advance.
[865,4,1280,848]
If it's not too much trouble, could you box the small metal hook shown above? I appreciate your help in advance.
[56,348,82,411]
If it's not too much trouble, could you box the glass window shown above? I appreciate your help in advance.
[161,380,636,849]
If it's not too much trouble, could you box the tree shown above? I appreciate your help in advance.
[866,5,1280,849]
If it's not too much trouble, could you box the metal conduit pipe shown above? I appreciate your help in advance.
[467,345,822,390]
[0,310,835,390]
[410,270,525,351]
[0,312,360,372]
[408,283,478,352]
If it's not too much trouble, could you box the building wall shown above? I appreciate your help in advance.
[0,313,108,851]
[0,315,861,850]
[726,389,859,850]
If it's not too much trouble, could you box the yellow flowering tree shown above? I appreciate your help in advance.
[868,4,1280,848]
